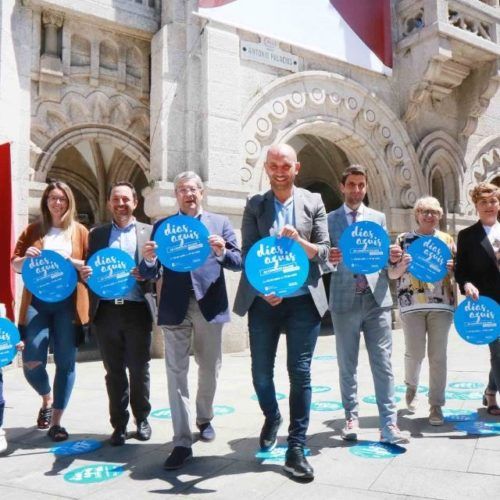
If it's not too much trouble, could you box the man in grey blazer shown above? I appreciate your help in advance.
[80,182,156,447]
[327,165,409,445]
[234,144,329,481]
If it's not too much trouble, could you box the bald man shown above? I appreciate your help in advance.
[234,144,330,481]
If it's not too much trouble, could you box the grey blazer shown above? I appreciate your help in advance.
[87,221,157,322]
[233,187,330,317]
[326,205,393,314]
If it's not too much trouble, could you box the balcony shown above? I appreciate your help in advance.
[397,0,500,124]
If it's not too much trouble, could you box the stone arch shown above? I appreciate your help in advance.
[99,38,118,72]
[464,135,500,215]
[31,90,150,150]
[70,34,91,67]
[241,71,424,211]
[416,131,464,213]
[126,45,143,79]
[33,125,150,182]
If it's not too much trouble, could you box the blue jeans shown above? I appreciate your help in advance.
[0,369,4,427]
[249,294,321,448]
[22,296,77,410]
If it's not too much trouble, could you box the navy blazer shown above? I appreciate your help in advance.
[87,221,156,322]
[455,221,500,303]
[140,211,242,325]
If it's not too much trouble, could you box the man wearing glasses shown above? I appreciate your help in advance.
[140,171,242,470]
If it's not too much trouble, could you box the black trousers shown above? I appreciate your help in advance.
[94,301,152,429]
[487,338,500,394]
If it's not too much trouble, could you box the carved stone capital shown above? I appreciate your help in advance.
[42,10,64,28]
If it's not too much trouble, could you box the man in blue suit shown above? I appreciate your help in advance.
[327,165,409,445]
[140,171,242,470]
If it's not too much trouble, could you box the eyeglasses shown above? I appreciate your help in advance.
[177,187,200,195]
[48,196,68,204]
[418,209,440,217]
[477,198,499,207]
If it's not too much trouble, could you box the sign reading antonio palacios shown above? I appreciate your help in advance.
[240,38,300,73]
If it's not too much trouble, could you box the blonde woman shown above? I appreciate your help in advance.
[11,181,89,441]
[389,197,455,426]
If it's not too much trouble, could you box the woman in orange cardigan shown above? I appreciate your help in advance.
[11,181,89,442]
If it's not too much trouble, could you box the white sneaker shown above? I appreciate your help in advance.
[341,418,359,441]
[0,428,7,454]
[380,424,410,445]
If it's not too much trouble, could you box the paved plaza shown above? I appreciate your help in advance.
[1,326,499,499]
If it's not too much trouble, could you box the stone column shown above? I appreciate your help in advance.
[145,4,249,352]
[39,10,64,99]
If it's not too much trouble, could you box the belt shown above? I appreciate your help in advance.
[100,299,146,306]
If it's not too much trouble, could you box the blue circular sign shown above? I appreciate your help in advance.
[339,221,390,274]
[448,382,485,391]
[154,215,211,272]
[213,405,235,416]
[394,384,428,394]
[51,439,102,456]
[255,445,311,463]
[363,395,401,405]
[87,248,136,299]
[150,408,172,420]
[310,400,343,412]
[251,392,286,401]
[443,409,478,422]
[349,441,406,459]
[22,250,77,302]
[407,236,452,283]
[311,385,332,394]
[245,236,309,297]
[313,354,337,361]
[454,297,500,345]
[64,464,125,484]
[455,421,500,436]
[0,318,20,368]
[445,390,483,401]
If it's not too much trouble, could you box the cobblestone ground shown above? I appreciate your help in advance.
[1,326,499,499]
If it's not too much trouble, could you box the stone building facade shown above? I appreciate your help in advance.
[1,0,500,353]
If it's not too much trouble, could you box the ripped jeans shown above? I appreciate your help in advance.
[21,296,77,410]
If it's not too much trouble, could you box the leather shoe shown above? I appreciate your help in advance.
[259,415,283,451]
[197,422,215,442]
[136,419,152,441]
[110,427,127,446]
[283,446,314,480]
[163,446,193,470]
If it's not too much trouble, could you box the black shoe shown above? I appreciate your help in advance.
[259,415,283,451]
[136,419,152,441]
[283,446,314,480]
[163,446,193,470]
[110,427,127,446]
[197,422,215,442]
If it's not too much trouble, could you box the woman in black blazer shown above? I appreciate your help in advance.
[455,182,500,416]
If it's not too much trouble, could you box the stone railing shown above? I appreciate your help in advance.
[398,0,500,45]
[448,0,496,41]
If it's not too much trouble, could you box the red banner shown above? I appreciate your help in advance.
[0,143,15,321]
[330,0,392,68]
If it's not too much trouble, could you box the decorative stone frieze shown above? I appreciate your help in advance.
[241,71,425,210]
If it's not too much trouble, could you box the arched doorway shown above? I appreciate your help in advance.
[33,126,151,227]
